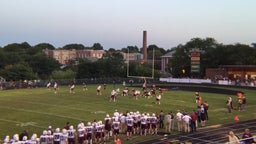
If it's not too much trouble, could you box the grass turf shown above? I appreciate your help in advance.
[0,84,256,143]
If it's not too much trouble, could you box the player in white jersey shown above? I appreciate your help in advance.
[119,113,126,133]
[53,128,62,144]
[156,94,162,105]
[3,135,10,144]
[53,82,58,94]
[146,113,152,135]
[112,117,121,143]
[132,89,141,100]
[67,125,76,144]
[77,127,85,144]
[60,129,68,144]
[150,113,158,135]
[69,83,75,94]
[85,122,93,144]
[104,114,112,141]
[110,90,117,102]
[95,122,104,144]
[96,85,102,95]
[40,130,48,144]
[29,134,39,144]
[126,115,134,140]
[46,130,54,144]
[46,82,51,89]
[140,113,147,135]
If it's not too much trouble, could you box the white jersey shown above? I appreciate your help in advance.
[67,129,76,139]
[46,135,53,144]
[120,115,126,123]
[70,84,75,89]
[60,133,68,144]
[40,135,48,144]
[77,128,85,138]
[53,132,62,142]
[85,125,93,134]
[112,121,120,130]
[151,116,158,124]
[126,117,134,126]
[141,116,147,125]
[54,83,58,89]
[46,82,51,88]
[157,94,161,100]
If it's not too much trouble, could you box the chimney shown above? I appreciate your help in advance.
[143,30,147,61]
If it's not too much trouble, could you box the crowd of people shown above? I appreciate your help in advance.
[228,129,256,144]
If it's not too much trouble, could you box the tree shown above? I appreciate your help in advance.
[26,54,60,79]
[122,46,139,53]
[92,43,103,50]
[62,44,85,50]
[34,43,55,50]
[51,69,76,79]
[0,62,37,81]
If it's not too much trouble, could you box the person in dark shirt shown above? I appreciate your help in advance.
[19,130,29,141]
[242,128,255,144]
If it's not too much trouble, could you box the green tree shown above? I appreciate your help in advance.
[33,43,55,50]
[51,69,76,79]
[0,62,37,81]
[92,43,103,50]
[26,54,60,79]
[62,44,85,50]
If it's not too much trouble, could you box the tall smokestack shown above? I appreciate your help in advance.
[143,30,147,62]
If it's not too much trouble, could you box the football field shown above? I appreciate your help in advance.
[0,84,256,143]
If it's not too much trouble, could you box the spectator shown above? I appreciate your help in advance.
[226,96,232,113]
[242,128,256,144]
[190,110,197,132]
[158,110,165,129]
[165,112,172,132]
[228,131,240,144]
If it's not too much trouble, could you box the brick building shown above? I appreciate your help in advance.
[43,49,105,65]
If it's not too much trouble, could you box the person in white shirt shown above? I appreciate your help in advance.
[176,110,184,132]
[182,113,192,133]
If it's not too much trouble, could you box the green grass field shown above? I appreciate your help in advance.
[0,84,256,143]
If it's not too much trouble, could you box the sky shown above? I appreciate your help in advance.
[0,0,255,49]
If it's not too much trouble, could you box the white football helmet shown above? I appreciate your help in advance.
[47,130,52,135]
[22,136,28,141]
[43,130,47,135]
[55,128,60,133]
[62,129,67,134]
